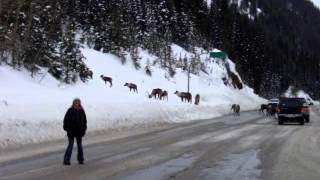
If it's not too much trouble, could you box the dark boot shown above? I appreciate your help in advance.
[63,162,71,166]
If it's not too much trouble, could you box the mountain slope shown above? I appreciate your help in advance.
[0,45,265,148]
[1,0,319,99]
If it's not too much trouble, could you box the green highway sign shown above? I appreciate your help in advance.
[209,51,227,60]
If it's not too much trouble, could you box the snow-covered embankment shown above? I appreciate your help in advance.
[0,45,265,148]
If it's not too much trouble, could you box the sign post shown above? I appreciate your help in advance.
[186,51,227,93]
[187,65,191,93]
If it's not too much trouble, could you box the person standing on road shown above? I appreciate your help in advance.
[63,98,87,165]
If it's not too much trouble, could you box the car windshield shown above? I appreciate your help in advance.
[280,98,306,105]
[269,98,279,102]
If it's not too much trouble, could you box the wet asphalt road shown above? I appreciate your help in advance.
[0,109,320,180]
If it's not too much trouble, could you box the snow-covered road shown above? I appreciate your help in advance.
[1,109,320,180]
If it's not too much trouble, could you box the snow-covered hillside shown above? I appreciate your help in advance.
[0,45,265,148]
[284,86,315,104]
[284,86,320,112]
[205,0,262,20]
[311,0,320,8]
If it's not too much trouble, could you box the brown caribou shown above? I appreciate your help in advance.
[100,75,112,87]
[260,104,268,115]
[231,104,241,116]
[160,90,168,100]
[174,91,192,103]
[124,83,138,93]
[148,88,163,99]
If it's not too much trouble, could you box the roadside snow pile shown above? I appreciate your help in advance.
[0,45,265,148]
[284,86,315,104]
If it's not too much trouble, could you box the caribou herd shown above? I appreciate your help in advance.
[87,72,244,115]
[85,71,246,116]
[148,88,168,100]
[98,73,201,105]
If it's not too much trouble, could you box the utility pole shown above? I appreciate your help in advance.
[187,65,190,93]
[187,58,193,93]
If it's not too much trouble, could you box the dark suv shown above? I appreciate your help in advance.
[277,98,310,125]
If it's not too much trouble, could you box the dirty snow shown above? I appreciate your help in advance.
[173,124,259,147]
[122,153,198,180]
[198,150,261,180]
[104,147,152,163]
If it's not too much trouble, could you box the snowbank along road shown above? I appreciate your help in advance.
[0,47,264,148]
[0,109,320,180]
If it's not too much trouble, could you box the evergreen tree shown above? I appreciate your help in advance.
[130,48,141,70]
[0,0,320,98]
[145,58,152,76]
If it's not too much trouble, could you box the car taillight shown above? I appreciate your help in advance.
[301,107,309,113]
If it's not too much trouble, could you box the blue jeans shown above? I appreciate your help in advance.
[64,136,84,163]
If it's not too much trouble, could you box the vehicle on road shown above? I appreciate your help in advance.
[269,98,279,103]
[267,98,279,116]
[277,97,310,125]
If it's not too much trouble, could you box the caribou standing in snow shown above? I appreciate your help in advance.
[124,83,138,93]
[148,88,163,99]
[160,90,168,100]
[100,75,112,87]
[174,91,192,103]
[260,104,268,115]
[231,104,241,116]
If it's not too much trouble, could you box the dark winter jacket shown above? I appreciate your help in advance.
[63,107,87,137]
